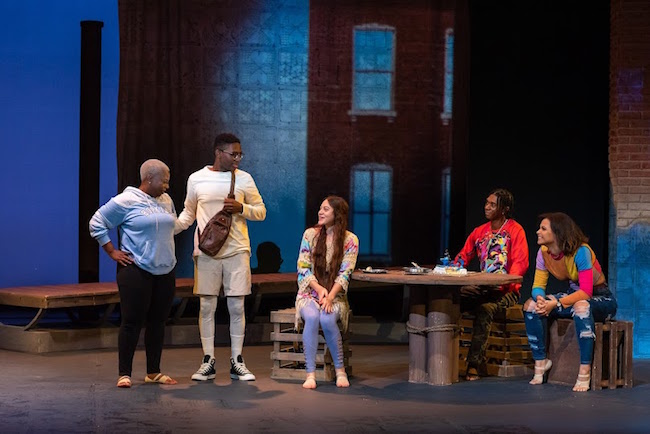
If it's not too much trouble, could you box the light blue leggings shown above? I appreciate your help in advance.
[300,302,344,373]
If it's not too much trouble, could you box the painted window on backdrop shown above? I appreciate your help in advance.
[351,164,392,261]
[441,28,454,125]
[349,25,396,117]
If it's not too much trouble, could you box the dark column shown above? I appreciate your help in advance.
[449,0,469,255]
[78,20,103,283]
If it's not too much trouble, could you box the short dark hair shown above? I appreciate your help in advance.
[213,133,240,153]
[490,188,514,218]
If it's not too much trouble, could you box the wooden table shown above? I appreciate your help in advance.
[352,269,522,386]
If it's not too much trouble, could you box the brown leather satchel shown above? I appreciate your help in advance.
[198,170,235,256]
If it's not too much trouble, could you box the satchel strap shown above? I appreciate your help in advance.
[228,170,236,198]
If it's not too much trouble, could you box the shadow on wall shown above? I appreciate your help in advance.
[252,241,283,274]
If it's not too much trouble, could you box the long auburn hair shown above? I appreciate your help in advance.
[313,196,349,289]
[539,212,589,256]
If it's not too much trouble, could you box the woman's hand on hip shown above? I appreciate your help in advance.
[109,250,133,267]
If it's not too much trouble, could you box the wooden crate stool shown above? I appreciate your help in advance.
[547,318,633,390]
[270,307,352,382]
[459,304,533,377]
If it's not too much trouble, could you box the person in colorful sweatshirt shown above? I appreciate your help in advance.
[523,212,617,392]
[89,159,178,388]
[295,196,359,390]
[454,188,529,381]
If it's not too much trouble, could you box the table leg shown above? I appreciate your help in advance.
[400,286,410,322]
[451,302,460,383]
[169,297,189,324]
[426,287,458,386]
[247,284,263,323]
[24,308,47,331]
[408,285,427,383]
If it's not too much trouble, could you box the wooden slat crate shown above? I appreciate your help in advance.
[459,304,533,377]
[592,320,634,390]
[548,318,633,390]
[270,307,352,382]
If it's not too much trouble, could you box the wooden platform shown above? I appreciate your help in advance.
[0,278,194,330]
[0,273,407,353]
[0,272,396,330]
[0,315,407,354]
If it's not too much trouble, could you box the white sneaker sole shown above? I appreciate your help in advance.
[191,373,216,381]
[230,373,256,381]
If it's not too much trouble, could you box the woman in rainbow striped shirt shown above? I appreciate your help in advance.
[523,212,617,392]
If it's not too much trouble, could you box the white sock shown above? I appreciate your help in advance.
[200,337,215,359]
[199,296,218,358]
[231,334,244,360]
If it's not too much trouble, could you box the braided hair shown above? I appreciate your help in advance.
[490,188,514,218]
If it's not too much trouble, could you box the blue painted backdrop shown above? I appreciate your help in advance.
[0,1,119,286]
[0,0,310,287]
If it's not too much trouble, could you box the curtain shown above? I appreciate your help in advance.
[117,0,219,207]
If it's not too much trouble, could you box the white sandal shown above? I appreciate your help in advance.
[302,373,317,389]
[117,375,132,388]
[529,359,552,385]
[335,371,349,388]
[573,373,591,392]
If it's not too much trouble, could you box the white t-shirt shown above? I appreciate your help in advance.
[175,167,266,259]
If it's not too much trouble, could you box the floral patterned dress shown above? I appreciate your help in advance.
[294,227,359,331]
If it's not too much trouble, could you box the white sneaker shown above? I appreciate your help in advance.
[191,355,216,381]
[230,355,256,381]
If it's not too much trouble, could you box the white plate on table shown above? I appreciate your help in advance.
[403,267,432,275]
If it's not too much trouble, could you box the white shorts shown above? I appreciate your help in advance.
[193,252,252,296]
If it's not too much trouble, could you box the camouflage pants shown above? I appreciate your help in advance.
[460,288,520,370]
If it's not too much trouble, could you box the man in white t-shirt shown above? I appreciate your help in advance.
[175,133,266,381]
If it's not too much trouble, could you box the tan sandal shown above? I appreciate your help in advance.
[145,373,177,385]
[465,367,480,381]
[573,373,591,392]
[117,375,132,388]
[529,359,552,385]
[335,370,349,388]
[302,373,317,389]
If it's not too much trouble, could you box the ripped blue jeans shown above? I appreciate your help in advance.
[523,285,617,364]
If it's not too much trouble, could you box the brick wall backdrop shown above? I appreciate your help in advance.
[609,0,650,357]
[307,0,455,266]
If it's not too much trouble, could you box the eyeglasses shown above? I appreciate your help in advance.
[220,150,244,160]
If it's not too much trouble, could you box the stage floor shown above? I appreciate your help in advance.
[1,343,649,433]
